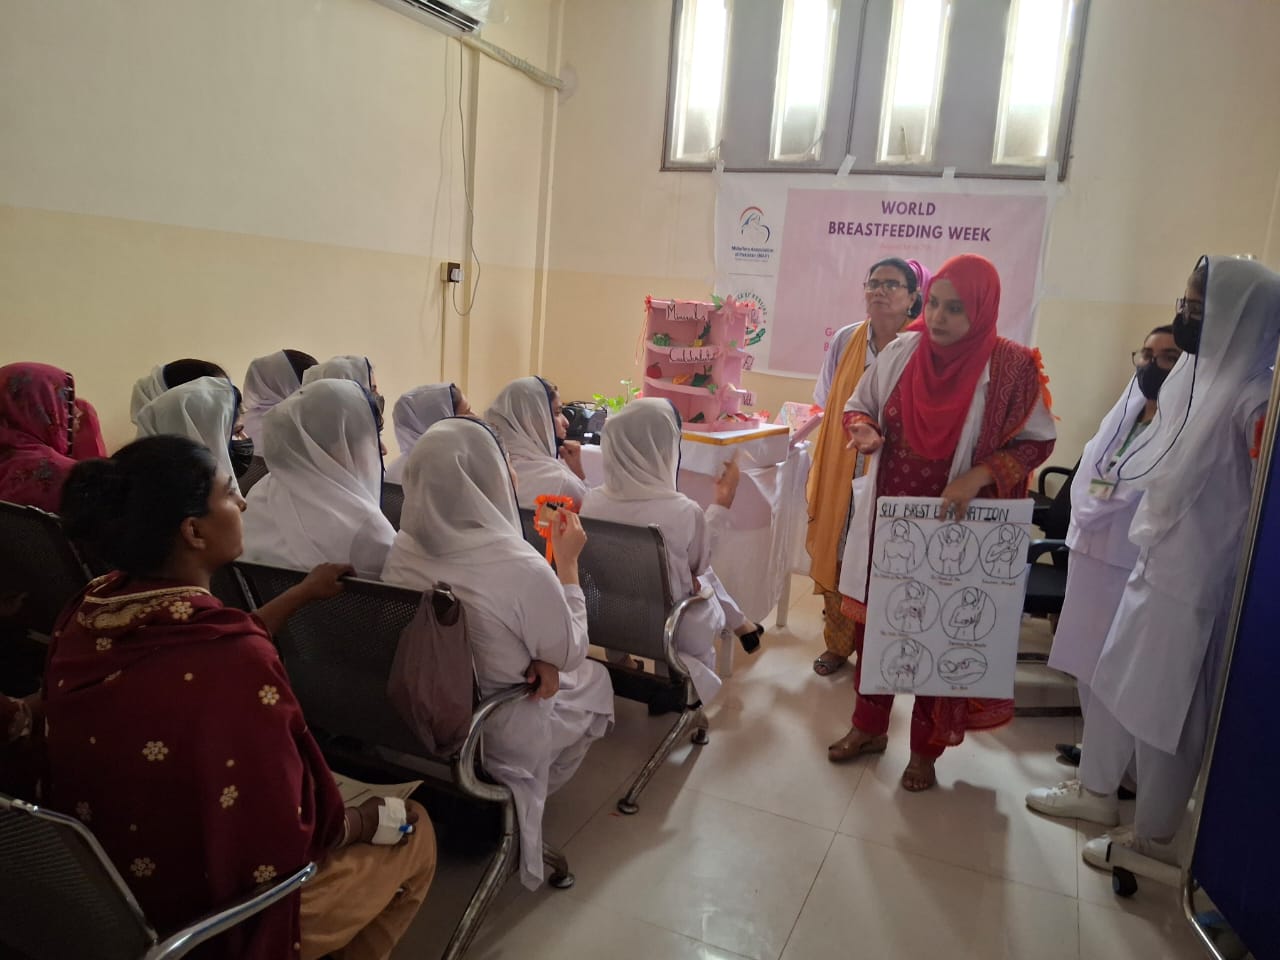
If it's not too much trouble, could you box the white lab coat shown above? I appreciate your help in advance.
[1046,383,1149,691]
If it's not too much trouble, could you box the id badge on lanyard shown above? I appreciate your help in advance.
[1088,477,1117,500]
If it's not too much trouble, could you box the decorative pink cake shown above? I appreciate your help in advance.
[642,296,762,432]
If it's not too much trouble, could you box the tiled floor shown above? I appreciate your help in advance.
[393,578,1206,960]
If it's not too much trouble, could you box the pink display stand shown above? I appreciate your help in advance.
[642,296,761,432]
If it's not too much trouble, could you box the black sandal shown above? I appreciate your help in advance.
[738,622,764,654]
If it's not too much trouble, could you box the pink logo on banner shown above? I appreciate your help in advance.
[770,191,1048,376]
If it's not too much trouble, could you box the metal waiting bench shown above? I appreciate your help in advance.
[0,792,314,960]
[518,509,714,815]
[229,562,569,960]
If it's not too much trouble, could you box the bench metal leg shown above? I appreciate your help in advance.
[440,802,519,960]
[617,705,706,815]
[542,842,575,889]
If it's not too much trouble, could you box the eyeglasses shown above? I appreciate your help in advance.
[1132,349,1182,371]
[1176,297,1204,321]
[864,279,905,292]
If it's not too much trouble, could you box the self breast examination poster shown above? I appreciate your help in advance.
[860,497,1034,699]
[714,174,1051,377]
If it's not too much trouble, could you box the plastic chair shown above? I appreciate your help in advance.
[232,561,563,960]
[236,456,270,495]
[0,793,314,960]
[381,482,405,530]
[517,508,713,815]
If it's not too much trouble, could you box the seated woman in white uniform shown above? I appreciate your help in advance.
[240,349,318,444]
[129,358,230,425]
[134,376,241,491]
[1025,325,1181,824]
[382,416,614,889]
[485,377,588,509]
[581,399,744,708]
[384,383,472,484]
[240,379,395,579]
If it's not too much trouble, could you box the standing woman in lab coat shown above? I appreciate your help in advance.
[382,417,614,889]
[1025,326,1181,825]
[1071,257,1280,872]
[829,254,1056,791]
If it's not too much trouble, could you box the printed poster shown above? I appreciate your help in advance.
[715,174,1051,378]
[860,497,1035,700]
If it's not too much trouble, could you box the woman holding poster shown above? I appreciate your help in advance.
[807,257,930,677]
[827,254,1055,791]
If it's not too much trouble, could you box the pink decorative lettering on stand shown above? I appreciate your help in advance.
[671,301,708,323]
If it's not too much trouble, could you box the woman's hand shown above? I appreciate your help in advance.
[300,563,354,603]
[346,796,420,846]
[550,510,586,565]
[525,659,560,699]
[939,465,993,520]
[846,423,883,454]
[559,439,586,480]
[713,457,741,508]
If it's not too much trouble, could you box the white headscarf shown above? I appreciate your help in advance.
[596,398,683,501]
[129,366,168,424]
[241,351,304,443]
[240,379,392,577]
[485,377,557,463]
[399,417,535,564]
[385,383,457,484]
[301,355,374,391]
[393,384,456,457]
[1117,256,1280,542]
[134,376,238,487]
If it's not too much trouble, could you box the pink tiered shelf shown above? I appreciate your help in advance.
[642,296,761,432]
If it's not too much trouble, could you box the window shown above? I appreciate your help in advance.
[993,0,1076,166]
[663,0,1090,179]
[877,0,951,164]
[666,0,732,165]
[770,0,842,162]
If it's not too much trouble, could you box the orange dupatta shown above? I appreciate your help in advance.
[806,322,871,593]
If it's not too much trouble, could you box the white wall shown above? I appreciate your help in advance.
[541,0,1280,464]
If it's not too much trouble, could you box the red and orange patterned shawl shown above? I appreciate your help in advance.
[44,573,344,960]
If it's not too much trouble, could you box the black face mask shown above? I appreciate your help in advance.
[1135,361,1171,400]
[229,438,255,477]
[1172,311,1202,354]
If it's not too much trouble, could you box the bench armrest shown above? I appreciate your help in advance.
[660,582,715,684]
[1036,466,1073,498]
[455,682,535,803]
[1027,539,1068,564]
[147,862,317,960]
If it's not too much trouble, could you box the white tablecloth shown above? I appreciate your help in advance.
[579,426,812,623]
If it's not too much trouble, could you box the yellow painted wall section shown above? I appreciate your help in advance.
[0,0,558,448]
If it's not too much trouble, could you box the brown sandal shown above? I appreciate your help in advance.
[827,731,888,763]
[813,652,848,676]
[901,756,938,792]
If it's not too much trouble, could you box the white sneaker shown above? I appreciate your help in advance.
[1083,825,1180,872]
[1025,779,1120,826]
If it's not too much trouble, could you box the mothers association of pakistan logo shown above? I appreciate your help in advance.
[732,206,775,264]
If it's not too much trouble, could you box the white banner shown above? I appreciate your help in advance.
[714,174,1055,378]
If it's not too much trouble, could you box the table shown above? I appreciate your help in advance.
[579,424,811,627]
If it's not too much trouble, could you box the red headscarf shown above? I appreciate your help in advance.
[0,362,78,512]
[71,398,109,460]
[897,255,1002,461]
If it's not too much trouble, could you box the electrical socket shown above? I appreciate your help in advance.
[442,261,463,284]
